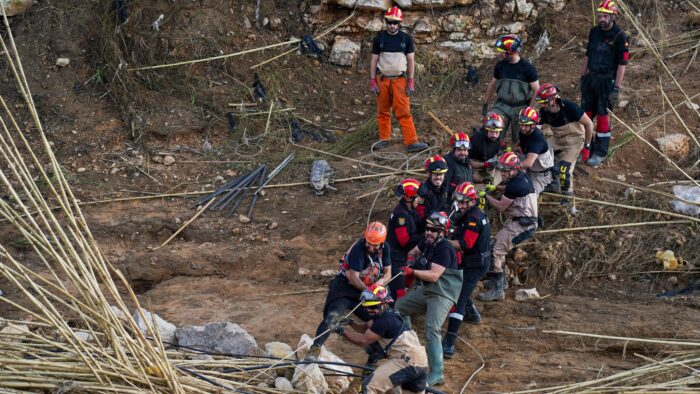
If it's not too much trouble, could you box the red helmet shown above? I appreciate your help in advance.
[425,155,448,174]
[426,211,450,233]
[449,132,471,150]
[597,0,619,15]
[384,6,404,22]
[454,182,478,202]
[395,178,421,200]
[497,151,521,171]
[518,106,539,125]
[364,222,387,245]
[535,83,560,104]
[495,35,522,54]
[361,285,393,307]
[484,112,504,133]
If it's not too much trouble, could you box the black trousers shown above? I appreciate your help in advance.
[313,276,371,346]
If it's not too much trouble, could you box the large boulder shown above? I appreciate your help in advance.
[292,363,328,393]
[329,37,361,67]
[132,308,177,344]
[655,133,690,160]
[175,322,258,355]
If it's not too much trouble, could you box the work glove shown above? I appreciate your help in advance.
[609,86,620,108]
[477,191,486,198]
[481,103,489,117]
[483,157,499,169]
[400,266,414,277]
[360,290,374,301]
[367,283,380,292]
[485,184,497,194]
[406,78,415,97]
[579,143,591,163]
[370,79,379,96]
[330,324,344,336]
[505,146,512,153]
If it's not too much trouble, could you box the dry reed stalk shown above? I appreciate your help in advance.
[535,219,692,234]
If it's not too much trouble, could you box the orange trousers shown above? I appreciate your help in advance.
[376,76,418,146]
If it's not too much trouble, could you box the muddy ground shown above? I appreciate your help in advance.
[0,0,699,392]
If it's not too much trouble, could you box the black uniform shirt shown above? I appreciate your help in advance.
[519,127,549,155]
[387,201,422,258]
[417,238,458,270]
[504,172,535,199]
[586,24,629,75]
[494,59,538,82]
[371,31,415,55]
[539,99,584,127]
[453,205,490,257]
[417,181,448,224]
[470,127,500,162]
[443,152,473,202]
[346,239,391,273]
[369,310,405,339]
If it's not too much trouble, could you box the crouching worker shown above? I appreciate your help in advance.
[396,212,462,386]
[309,222,392,358]
[331,286,428,393]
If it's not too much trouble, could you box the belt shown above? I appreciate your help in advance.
[496,98,529,107]
[589,71,614,79]
[379,72,406,79]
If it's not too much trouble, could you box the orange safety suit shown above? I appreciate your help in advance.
[376,76,418,146]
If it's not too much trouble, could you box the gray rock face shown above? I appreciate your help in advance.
[132,308,177,344]
[329,37,361,67]
[175,322,258,355]
[355,0,392,10]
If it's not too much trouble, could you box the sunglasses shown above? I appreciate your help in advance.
[386,20,400,25]
[454,140,470,149]
[425,226,440,233]
[518,116,534,125]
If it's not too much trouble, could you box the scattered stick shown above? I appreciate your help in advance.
[154,197,217,250]
[536,220,693,234]
[291,142,423,175]
[543,330,700,347]
[427,111,455,135]
[600,177,700,207]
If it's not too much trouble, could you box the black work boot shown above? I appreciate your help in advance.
[477,272,505,302]
[442,331,458,359]
[463,303,481,325]
[406,142,429,152]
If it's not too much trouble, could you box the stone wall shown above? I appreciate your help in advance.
[311,0,568,67]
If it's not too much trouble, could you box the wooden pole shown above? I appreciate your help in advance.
[427,111,455,135]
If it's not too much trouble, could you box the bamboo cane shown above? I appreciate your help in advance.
[427,111,455,135]
[600,177,700,207]
[535,220,693,234]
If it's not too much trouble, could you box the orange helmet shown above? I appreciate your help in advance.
[518,106,539,125]
[426,211,450,233]
[484,112,504,133]
[450,132,471,150]
[535,83,560,104]
[597,0,619,15]
[384,6,404,22]
[495,35,522,54]
[453,182,478,202]
[364,222,387,245]
[361,285,393,307]
[497,151,521,171]
[425,155,448,174]
[395,178,421,200]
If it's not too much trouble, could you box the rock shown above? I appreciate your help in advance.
[439,40,474,52]
[0,324,29,335]
[354,0,391,10]
[275,377,294,391]
[360,16,383,32]
[175,322,258,355]
[292,363,328,393]
[296,334,352,391]
[656,250,679,271]
[110,167,120,175]
[431,50,450,61]
[448,32,466,41]
[0,0,32,15]
[262,17,269,27]
[75,330,93,342]
[655,133,689,160]
[515,288,540,301]
[298,267,311,276]
[320,269,336,276]
[193,354,214,361]
[413,18,435,35]
[671,185,700,216]
[504,21,524,34]
[270,17,282,30]
[225,169,237,177]
[631,171,642,178]
[502,0,515,14]
[76,167,86,173]
[685,101,700,111]
[618,99,629,108]
[56,58,70,67]
[439,14,470,32]
[329,37,361,67]
[336,0,357,7]
[412,0,448,8]
[132,308,177,343]
[668,276,678,286]
[242,16,252,29]
[268,222,279,230]
[265,342,294,358]
[513,248,528,262]
[395,0,412,7]
[163,155,176,166]
[152,155,164,164]
[624,187,639,199]
[110,305,128,322]
[515,0,534,17]
[238,214,251,223]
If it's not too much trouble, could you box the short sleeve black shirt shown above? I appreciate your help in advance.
[417,238,458,269]
[519,128,549,155]
[470,127,500,162]
[504,172,535,199]
[539,99,584,127]
[346,239,391,272]
[369,310,405,339]
[494,59,538,82]
[371,31,415,55]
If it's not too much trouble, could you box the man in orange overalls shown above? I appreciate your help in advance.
[370,6,428,153]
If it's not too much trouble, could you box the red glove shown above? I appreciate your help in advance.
[370,79,379,96]
[367,283,380,292]
[406,78,415,97]
[401,266,414,277]
[580,144,591,162]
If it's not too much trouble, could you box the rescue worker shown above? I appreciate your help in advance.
[396,212,462,386]
[536,83,595,200]
[416,155,449,229]
[442,182,491,358]
[309,222,392,357]
[483,35,540,145]
[443,132,473,206]
[580,0,629,167]
[332,285,428,394]
[371,6,428,153]
[478,152,537,302]
[387,179,423,301]
[516,107,556,195]
[470,112,505,183]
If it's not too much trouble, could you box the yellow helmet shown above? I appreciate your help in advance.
[361,285,392,307]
